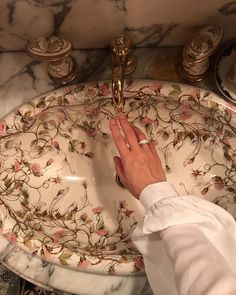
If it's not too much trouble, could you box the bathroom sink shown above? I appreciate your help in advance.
[0,80,235,276]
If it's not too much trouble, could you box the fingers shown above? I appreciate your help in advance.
[132,126,150,152]
[113,156,123,174]
[113,156,126,184]
[149,142,159,157]
[110,118,130,157]
[117,113,140,150]
[132,125,159,157]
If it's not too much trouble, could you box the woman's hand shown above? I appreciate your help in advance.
[110,112,166,199]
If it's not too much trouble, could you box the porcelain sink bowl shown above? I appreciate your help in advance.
[0,80,235,276]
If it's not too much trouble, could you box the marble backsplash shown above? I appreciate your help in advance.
[0,0,236,51]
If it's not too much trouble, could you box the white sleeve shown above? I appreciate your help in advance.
[132,182,236,295]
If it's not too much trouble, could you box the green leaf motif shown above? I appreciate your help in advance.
[22,190,29,200]
[36,100,46,108]
[5,140,14,149]
[4,178,12,188]
[59,250,73,266]
[167,89,181,98]
[172,84,181,91]
[74,85,85,93]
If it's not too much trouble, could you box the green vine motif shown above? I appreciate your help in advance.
[0,81,235,274]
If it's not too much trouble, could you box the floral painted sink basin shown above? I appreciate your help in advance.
[0,80,235,276]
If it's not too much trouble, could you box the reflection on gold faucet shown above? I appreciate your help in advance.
[110,33,136,111]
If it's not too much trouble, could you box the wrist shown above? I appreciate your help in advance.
[139,182,179,211]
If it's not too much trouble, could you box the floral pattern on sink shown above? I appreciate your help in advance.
[0,80,235,275]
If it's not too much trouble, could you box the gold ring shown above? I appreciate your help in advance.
[139,139,150,145]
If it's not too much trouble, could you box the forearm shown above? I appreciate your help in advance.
[132,182,236,295]
[161,224,236,295]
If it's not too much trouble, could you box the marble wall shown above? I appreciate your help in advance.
[0,0,236,51]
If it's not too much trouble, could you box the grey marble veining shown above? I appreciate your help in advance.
[0,47,222,119]
[1,0,236,51]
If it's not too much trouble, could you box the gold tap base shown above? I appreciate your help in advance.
[124,56,136,75]
[48,58,78,85]
[177,63,204,82]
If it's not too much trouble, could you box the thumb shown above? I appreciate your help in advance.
[113,156,126,183]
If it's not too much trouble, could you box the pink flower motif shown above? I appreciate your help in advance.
[14,160,22,172]
[46,159,54,166]
[162,131,170,140]
[140,117,153,126]
[78,259,92,269]
[52,140,60,150]
[119,200,127,209]
[92,206,104,214]
[214,182,225,190]
[30,163,43,177]
[80,213,88,221]
[216,130,223,136]
[150,83,162,92]
[57,112,66,122]
[180,111,192,121]
[134,256,144,270]
[187,157,195,164]
[179,101,193,120]
[52,229,67,244]
[37,111,49,121]
[99,84,109,96]
[95,229,109,236]
[7,232,17,244]
[87,128,97,137]
[125,210,134,217]
[213,176,225,191]
[52,176,62,184]
[222,138,230,145]
[188,89,200,101]
[0,120,7,136]
[191,169,203,178]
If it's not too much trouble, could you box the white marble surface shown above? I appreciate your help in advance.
[0,235,152,295]
[0,0,236,50]
[0,47,222,120]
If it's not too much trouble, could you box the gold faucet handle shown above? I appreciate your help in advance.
[178,25,223,82]
[111,33,136,75]
[111,33,132,57]
[26,35,78,84]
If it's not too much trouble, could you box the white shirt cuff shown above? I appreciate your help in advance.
[139,181,179,211]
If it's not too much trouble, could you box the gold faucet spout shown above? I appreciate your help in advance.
[110,33,136,111]
[112,65,124,111]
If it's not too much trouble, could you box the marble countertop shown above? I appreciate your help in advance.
[0,47,227,295]
[0,47,222,120]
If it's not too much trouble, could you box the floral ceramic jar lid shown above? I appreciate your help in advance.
[26,36,72,61]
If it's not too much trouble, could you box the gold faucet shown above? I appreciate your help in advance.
[110,33,136,110]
